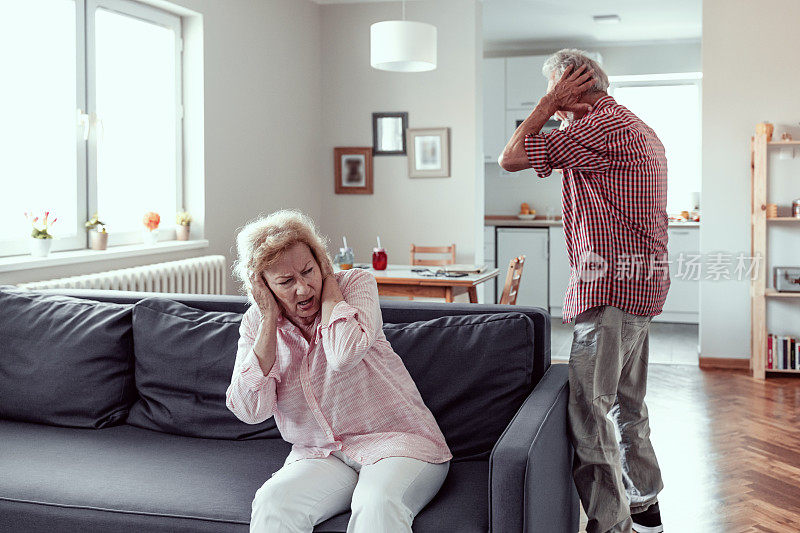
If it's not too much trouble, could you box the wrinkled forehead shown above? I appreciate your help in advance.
[268,243,315,277]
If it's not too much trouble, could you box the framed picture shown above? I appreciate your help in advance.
[334,147,373,194]
[372,112,408,156]
[407,128,450,178]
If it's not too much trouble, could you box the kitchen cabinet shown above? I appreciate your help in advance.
[548,226,569,318]
[483,58,506,163]
[545,224,699,323]
[658,226,700,323]
[489,222,699,322]
[505,55,550,110]
[496,227,548,308]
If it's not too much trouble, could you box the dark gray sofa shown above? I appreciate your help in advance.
[0,287,579,532]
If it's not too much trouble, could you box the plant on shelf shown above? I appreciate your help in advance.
[25,210,57,257]
[176,209,192,241]
[85,212,109,250]
[142,211,161,246]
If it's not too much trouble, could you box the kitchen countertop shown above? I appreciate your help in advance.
[485,215,700,228]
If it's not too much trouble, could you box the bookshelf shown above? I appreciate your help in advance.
[750,132,800,379]
[765,289,800,299]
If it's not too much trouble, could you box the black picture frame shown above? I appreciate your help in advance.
[372,112,409,156]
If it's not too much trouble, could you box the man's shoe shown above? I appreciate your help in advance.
[631,502,663,533]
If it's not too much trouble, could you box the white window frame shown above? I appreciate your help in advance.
[87,0,184,246]
[0,0,184,258]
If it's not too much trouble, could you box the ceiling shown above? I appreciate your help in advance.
[312,0,701,48]
[484,0,700,49]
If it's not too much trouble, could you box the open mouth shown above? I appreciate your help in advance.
[297,297,314,310]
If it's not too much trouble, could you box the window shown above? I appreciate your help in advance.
[0,0,183,257]
[609,73,702,214]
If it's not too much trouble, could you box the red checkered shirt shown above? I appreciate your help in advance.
[523,95,670,323]
[226,268,452,468]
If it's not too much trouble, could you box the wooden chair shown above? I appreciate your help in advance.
[499,255,526,305]
[409,243,456,266]
[408,243,456,301]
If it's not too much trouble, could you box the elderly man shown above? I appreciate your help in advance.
[499,49,668,533]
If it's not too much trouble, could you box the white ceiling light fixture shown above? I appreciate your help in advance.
[370,0,437,72]
[593,14,621,24]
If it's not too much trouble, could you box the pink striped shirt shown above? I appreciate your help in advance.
[226,268,453,467]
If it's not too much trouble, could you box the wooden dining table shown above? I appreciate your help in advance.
[344,264,500,303]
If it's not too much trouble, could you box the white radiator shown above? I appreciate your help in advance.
[17,255,227,295]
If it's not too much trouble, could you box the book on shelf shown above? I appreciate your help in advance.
[785,336,790,370]
[766,333,799,370]
[783,337,788,370]
[768,334,773,369]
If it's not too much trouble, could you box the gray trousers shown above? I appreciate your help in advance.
[567,305,664,533]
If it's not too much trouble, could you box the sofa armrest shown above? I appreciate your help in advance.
[488,364,580,533]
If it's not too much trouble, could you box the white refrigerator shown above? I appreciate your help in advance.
[496,227,549,309]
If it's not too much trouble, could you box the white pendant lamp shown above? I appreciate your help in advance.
[370,1,437,72]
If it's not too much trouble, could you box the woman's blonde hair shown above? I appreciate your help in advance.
[231,209,334,305]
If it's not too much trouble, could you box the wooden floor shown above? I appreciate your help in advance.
[576,365,800,533]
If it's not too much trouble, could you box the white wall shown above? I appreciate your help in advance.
[194,0,322,294]
[701,0,800,359]
[318,0,483,266]
[3,0,323,295]
[484,41,702,217]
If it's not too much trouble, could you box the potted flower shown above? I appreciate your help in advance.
[25,210,57,257]
[85,212,109,250]
[142,211,161,245]
[176,209,192,241]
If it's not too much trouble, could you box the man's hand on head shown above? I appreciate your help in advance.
[545,64,596,116]
[500,64,595,172]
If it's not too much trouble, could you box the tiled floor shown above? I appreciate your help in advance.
[550,317,699,365]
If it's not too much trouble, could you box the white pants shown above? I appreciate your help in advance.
[250,450,450,533]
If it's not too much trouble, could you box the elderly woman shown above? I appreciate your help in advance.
[226,209,452,533]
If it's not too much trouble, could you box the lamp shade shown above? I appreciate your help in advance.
[370,20,437,72]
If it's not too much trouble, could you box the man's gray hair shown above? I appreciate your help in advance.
[541,48,609,92]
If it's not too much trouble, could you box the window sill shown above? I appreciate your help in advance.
[0,239,210,273]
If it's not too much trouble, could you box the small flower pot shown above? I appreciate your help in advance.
[89,229,109,250]
[29,237,53,257]
[142,228,159,246]
[176,224,190,241]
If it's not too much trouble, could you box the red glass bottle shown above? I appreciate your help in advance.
[372,247,387,270]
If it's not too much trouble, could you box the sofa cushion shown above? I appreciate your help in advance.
[383,312,535,461]
[0,285,136,428]
[0,418,488,533]
[126,297,279,440]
